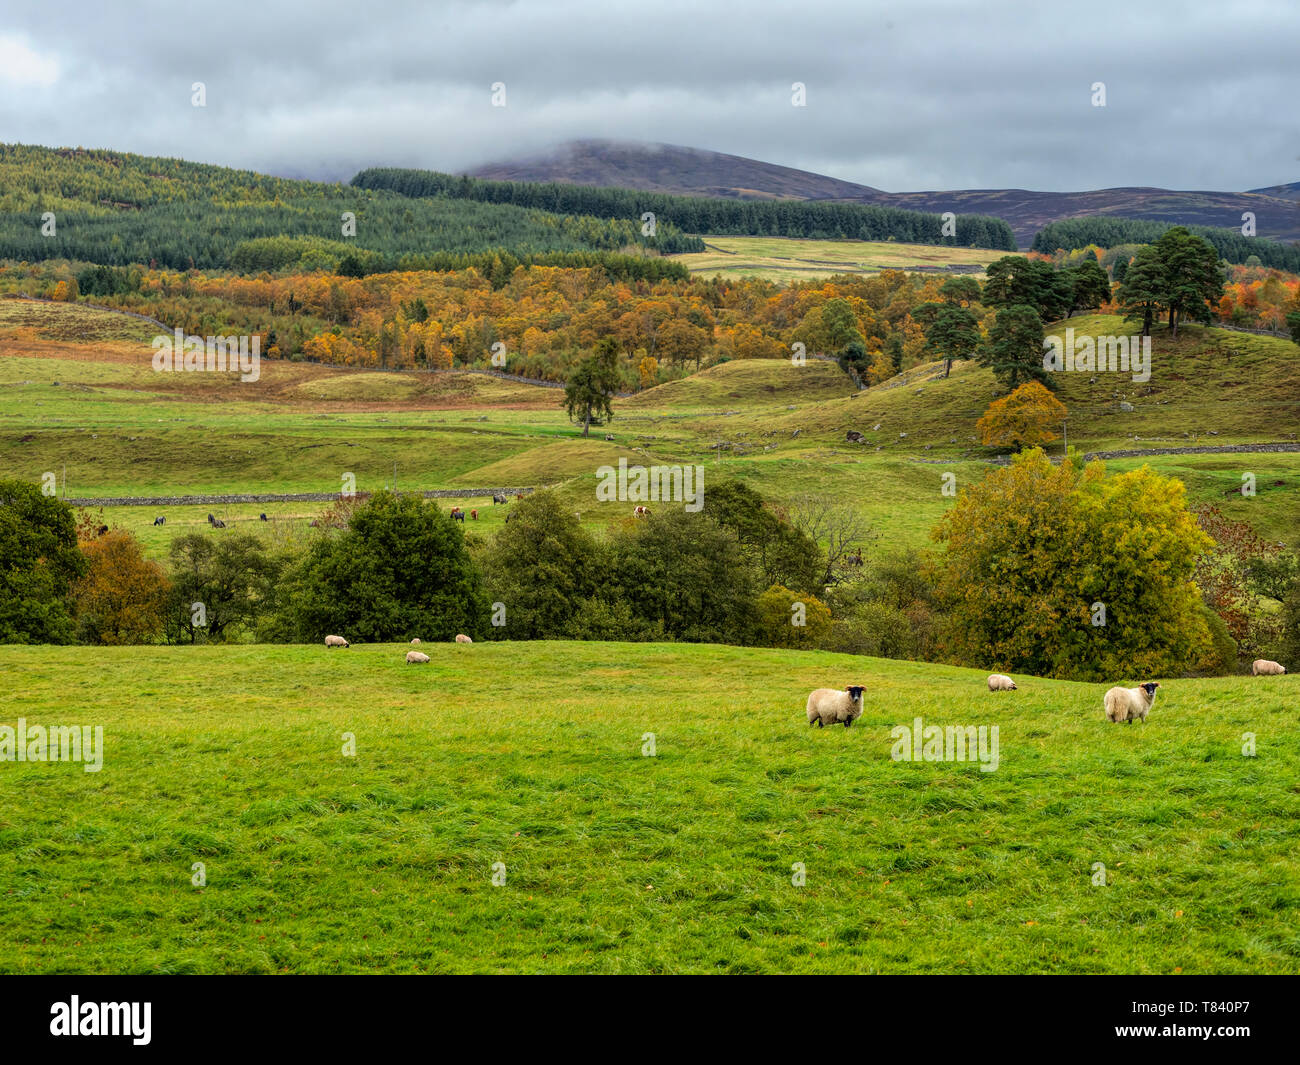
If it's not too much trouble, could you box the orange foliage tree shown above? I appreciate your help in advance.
[71,529,170,644]
[976,381,1068,451]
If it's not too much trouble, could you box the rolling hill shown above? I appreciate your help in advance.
[466,140,1300,247]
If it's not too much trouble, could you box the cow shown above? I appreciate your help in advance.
[470,509,478,520]
[152,516,166,526]
[634,506,651,518]
[492,494,508,505]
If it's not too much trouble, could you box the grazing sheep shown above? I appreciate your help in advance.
[987,674,1017,691]
[152,515,166,526]
[455,634,472,644]
[806,685,866,729]
[1252,659,1286,676]
[410,638,421,645]
[1104,682,1160,724]
[406,651,430,664]
[324,635,349,648]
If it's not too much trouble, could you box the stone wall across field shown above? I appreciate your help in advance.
[65,487,537,507]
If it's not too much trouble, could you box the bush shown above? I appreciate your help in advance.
[754,585,832,648]
[0,480,85,644]
[72,530,170,645]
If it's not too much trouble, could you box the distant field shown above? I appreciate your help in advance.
[2,641,1296,974]
[3,300,1297,556]
[674,236,1007,281]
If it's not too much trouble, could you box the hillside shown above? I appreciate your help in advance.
[2,300,1296,553]
[0,143,695,270]
[468,139,883,200]
[467,140,1300,247]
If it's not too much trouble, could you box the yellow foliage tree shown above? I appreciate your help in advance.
[637,354,659,389]
[976,381,1068,451]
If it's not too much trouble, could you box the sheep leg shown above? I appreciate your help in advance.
[844,718,853,729]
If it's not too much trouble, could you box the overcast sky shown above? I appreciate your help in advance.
[1,0,1295,192]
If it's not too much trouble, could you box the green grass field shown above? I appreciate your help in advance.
[2,642,1296,974]
[673,236,1007,282]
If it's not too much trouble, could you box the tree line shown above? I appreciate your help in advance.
[1032,217,1300,273]
[4,467,1293,682]
[351,167,1020,250]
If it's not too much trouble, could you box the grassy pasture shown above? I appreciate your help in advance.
[1,642,1296,974]
[673,236,1007,282]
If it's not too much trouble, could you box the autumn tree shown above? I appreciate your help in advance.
[935,449,1214,680]
[976,381,1068,451]
[563,337,620,437]
[72,529,171,644]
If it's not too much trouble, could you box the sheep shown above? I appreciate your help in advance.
[410,638,421,645]
[324,635,349,648]
[455,634,473,644]
[406,651,430,664]
[987,674,1017,692]
[1103,681,1160,724]
[806,685,866,729]
[1251,659,1286,676]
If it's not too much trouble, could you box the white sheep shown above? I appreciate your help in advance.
[806,685,866,729]
[1251,659,1286,676]
[455,634,473,644]
[1104,682,1160,724]
[324,635,349,648]
[406,651,430,664]
[410,638,421,645]
[987,674,1017,691]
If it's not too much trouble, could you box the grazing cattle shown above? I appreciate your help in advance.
[259,513,268,522]
[633,505,651,518]
[470,509,478,520]
[206,513,226,529]
[492,494,508,505]
[515,493,524,500]
[451,509,465,522]
[846,430,864,443]
[845,550,864,567]
[152,516,166,526]
[96,524,109,537]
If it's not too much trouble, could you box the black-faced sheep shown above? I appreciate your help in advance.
[1104,682,1159,724]
[806,685,866,729]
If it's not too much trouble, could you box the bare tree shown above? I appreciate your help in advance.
[788,495,877,587]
